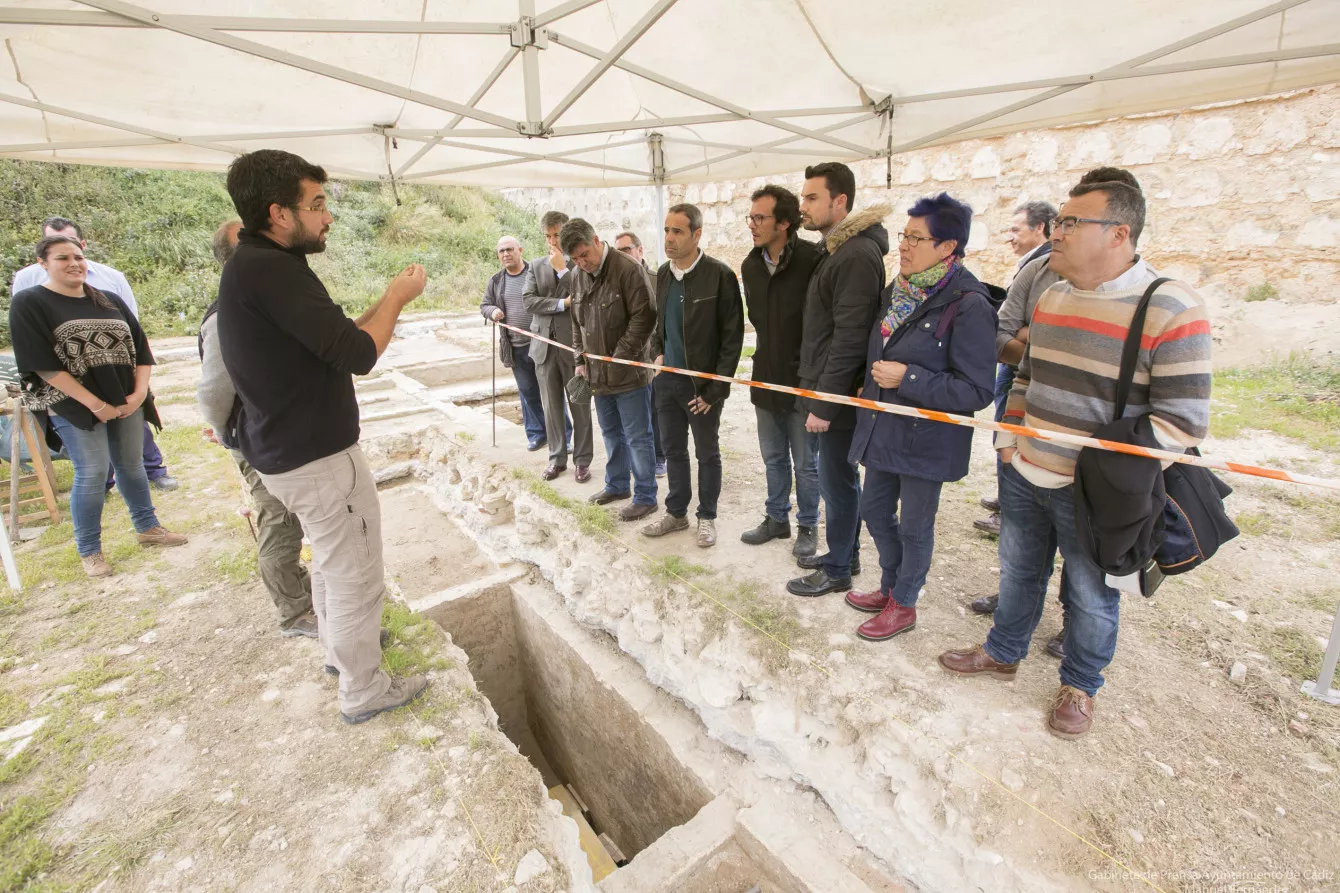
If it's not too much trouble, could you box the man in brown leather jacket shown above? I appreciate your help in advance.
[561,218,659,521]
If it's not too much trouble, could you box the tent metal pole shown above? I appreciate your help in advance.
[518,0,544,136]
[542,0,680,131]
[80,0,522,131]
[0,9,512,33]
[0,91,238,156]
[491,322,497,448]
[1302,603,1340,706]
[649,133,666,267]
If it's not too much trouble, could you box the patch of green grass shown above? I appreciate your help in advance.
[0,689,25,728]
[1261,626,1325,681]
[1243,283,1279,302]
[0,794,60,890]
[1234,510,1273,536]
[214,544,258,585]
[1297,589,1340,613]
[647,555,711,582]
[1212,357,1340,451]
[381,600,455,676]
[522,476,615,536]
[740,345,756,360]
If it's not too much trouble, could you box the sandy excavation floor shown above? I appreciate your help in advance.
[2,328,1338,893]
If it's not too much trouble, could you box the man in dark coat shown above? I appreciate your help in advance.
[739,184,823,558]
[641,204,744,549]
[787,162,890,597]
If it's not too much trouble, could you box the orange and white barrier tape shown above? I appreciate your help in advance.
[490,320,1340,493]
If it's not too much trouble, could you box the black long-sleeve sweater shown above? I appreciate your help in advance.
[216,230,377,474]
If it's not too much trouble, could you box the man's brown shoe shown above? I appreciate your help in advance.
[640,513,689,537]
[619,502,657,522]
[972,513,1001,536]
[136,526,188,547]
[574,465,591,483]
[1048,685,1095,739]
[82,553,113,578]
[845,588,890,614]
[937,644,1019,679]
[541,464,567,481]
[970,593,999,615]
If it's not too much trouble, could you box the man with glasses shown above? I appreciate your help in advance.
[482,236,548,451]
[739,185,823,558]
[615,230,666,477]
[939,167,1212,740]
[218,149,429,725]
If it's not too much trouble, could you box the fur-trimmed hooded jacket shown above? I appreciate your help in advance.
[797,204,891,430]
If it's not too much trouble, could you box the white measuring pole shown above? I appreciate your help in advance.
[1301,602,1340,706]
[0,523,21,592]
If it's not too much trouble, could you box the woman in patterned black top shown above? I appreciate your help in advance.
[9,235,187,578]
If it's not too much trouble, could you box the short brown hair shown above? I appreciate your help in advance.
[1069,170,1146,247]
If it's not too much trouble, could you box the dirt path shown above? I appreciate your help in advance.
[0,362,578,893]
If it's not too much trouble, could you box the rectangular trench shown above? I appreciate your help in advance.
[424,582,714,867]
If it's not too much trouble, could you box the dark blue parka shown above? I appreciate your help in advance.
[848,265,996,482]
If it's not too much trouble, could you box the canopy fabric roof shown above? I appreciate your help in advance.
[2,0,1338,187]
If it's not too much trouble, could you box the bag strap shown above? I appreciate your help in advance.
[1113,277,1171,421]
[933,295,964,341]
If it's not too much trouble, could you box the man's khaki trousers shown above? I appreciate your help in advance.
[259,446,391,714]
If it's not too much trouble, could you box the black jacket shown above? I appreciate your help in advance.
[652,252,745,406]
[217,229,377,474]
[1073,414,1166,577]
[797,204,891,430]
[741,233,823,413]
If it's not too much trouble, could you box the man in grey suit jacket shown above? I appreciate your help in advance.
[523,210,593,482]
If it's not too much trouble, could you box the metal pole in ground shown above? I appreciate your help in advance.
[491,320,497,448]
[1302,601,1340,706]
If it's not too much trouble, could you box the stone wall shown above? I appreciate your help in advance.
[504,86,1340,367]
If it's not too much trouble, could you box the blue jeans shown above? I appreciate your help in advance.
[985,464,1120,696]
[50,410,160,557]
[816,425,861,578]
[593,384,657,506]
[993,364,1015,482]
[755,406,819,527]
[106,421,168,489]
[860,468,943,607]
[510,346,547,447]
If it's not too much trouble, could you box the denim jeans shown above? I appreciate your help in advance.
[655,373,723,519]
[510,346,547,447]
[993,364,1015,482]
[816,425,861,578]
[985,463,1120,697]
[593,384,658,506]
[50,410,160,557]
[105,421,168,489]
[755,406,819,527]
[651,396,665,464]
[860,468,943,607]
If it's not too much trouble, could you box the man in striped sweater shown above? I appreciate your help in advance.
[938,168,1212,739]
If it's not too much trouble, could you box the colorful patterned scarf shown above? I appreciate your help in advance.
[880,258,958,340]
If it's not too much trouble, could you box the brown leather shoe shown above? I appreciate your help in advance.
[541,464,567,481]
[136,526,188,547]
[970,593,998,615]
[856,601,916,641]
[574,465,591,483]
[937,644,1019,679]
[1047,685,1095,739]
[619,502,657,522]
[845,588,890,614]
[972,513,1001,535]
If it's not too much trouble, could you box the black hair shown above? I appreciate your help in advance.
[225,149,328,235]
[803,162,856,212]
[35,234,116,310]
[41,216,83,240]
[750,184,801,233]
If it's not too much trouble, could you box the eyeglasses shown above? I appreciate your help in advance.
[746,214,776,226]
[616,245,638,254]
[896,232,939,247]
[293,203,331,215]
[1050,216,1122,235]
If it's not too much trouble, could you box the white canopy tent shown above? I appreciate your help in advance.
[1,0,1338,187]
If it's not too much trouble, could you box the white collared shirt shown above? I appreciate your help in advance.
[668,249,703,281]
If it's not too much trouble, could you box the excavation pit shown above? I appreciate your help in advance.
[425,579,713,869]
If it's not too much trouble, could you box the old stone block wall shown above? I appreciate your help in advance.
[503,86,1340,366]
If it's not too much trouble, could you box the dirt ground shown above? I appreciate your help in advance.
[3,332,1339,893]
[0,353,576,893]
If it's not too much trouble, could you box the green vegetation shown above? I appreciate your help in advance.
[1211,357,1340,451]
[1243,283,1279,302]
[1233,511,1272,537]
[380,600,455,677]
[647,555,711,581]
[512,468,616,536]
[1260,626,1325,681]
[1,159,543,345]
